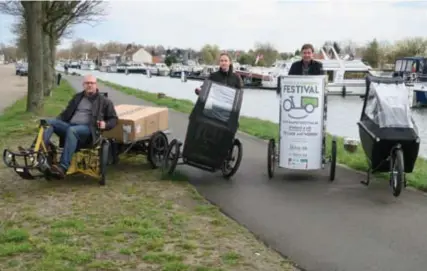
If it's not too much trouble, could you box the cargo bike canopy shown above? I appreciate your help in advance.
[192,80,243,128]
[161,80,244,179]
[362,75,416,130]
[182,80,243,170]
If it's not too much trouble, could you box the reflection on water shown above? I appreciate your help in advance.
[63,68,427,158]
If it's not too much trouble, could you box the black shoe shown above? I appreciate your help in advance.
[50,164,66,179]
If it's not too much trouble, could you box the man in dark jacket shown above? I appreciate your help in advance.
[288,43,325,76]
[43,74,118,178]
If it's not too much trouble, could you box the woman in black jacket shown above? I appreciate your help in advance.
[195,52,243,95]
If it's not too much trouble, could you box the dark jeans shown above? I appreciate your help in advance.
[43,119,91,171]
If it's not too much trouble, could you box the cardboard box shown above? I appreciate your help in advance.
[103,104,169,143]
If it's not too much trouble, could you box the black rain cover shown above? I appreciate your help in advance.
[183,80,244,169]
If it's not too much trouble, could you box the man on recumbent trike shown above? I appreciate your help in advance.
[21,75,118,178]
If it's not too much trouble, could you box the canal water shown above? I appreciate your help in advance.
[62,68,427,158]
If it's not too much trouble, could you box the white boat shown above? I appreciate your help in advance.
[389,57,427,107]
[188,64,204,73]
[408,74,427,107]
[117,62,147,74]
[262,47,372,96]
[169,63,191,77]
[80,60,96,70]
[69,61,80,69]
[321,57,372,96]
[202,65,219,74]
[109,65,118,73]
[147,63,170,76]
[170,63,190,73]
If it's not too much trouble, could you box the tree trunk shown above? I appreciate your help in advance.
[43,34,52,96]
[49,35,57,89]
[22,1,44,113]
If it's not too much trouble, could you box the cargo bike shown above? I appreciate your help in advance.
[3,94,170,186]
[267,75,337,181]
[162,80,243,178]
[105,104,170,169]
[357,75,420,197]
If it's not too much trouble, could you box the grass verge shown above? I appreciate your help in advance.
[0,81,75,139]
[0,81,295,270]
[99,79,427,191]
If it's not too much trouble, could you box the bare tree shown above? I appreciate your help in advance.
[10,19,27,59]
[70,38,98,59]
[1,1,107,97]
[0,43,19,62]
[99,41,129,54]
[21,1,44,113]
[56,48,72,59]
[0,1,25,58]
[0,1,21,16]
[41,1,107,96]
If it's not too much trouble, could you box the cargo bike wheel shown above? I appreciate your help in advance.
[329,138,337,182]
[221,138,243,179]
[98,140,110,186]
[162,139,181,175]
[267,139,276,179]
[390,146,405,197]
[147,131,169,169]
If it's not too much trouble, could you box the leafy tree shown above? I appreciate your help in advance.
[362,39,380,68]
[200,44,220,65]
[392,37,427,59]
[237,53,255,65]
[279,52,292,60]
[164,55,177,67]
[253,42,279,66]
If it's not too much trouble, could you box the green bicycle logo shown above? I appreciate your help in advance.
[283,96,319,119]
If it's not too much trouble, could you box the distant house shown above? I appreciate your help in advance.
[99,52,121,66]
[131,48,153,64]
[121,47,139,63]
[0,54,4,64]
[152,55,165,64]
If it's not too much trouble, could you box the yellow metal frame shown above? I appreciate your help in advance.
[34,125,102,180]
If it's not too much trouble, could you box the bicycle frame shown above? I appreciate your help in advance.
[3,121,103,180]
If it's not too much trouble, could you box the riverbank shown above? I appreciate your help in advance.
[0,80,294,271]
[100,79,427,191]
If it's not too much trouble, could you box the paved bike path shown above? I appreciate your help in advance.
[0,64,28,114]
[66,75,427,271]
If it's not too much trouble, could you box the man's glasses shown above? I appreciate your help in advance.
[84,81,96,85]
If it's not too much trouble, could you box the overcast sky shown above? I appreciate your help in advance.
[0,0,425,52]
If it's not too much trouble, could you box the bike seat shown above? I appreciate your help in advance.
[59,135,99,150]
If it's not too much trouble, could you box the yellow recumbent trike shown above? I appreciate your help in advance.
[3,118,110,185]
